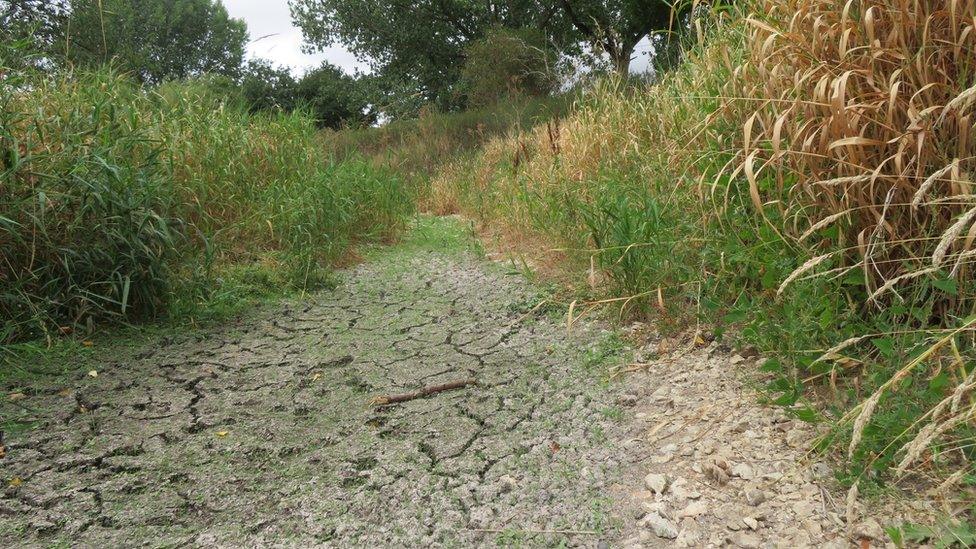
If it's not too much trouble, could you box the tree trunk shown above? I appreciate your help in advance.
[612,42,634,76]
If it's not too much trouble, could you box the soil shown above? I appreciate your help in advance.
[0,218,911,547]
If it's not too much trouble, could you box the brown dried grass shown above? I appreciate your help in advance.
[740,0,976,304]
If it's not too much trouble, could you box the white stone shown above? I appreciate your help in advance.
[732,463,755,480]
[642,512,679,539]
[644,473,669,494]
[744,488,767,506]
[732,532,762,548]
[678,501,708,518]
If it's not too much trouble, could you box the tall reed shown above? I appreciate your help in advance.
[1,59,413,344]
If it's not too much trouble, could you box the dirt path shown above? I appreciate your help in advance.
[613,341,901,548]
[1,220,635,547]
[1,218,900,547]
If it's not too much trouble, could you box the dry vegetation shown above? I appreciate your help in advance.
[427,0,976,523]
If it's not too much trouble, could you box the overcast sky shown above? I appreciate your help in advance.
[222,0,369,76]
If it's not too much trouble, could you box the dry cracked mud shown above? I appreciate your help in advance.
[2,218,910,548]
[1,220,635,547]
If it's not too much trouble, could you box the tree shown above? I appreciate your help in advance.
[63,0,247,84]
[0,0,69,61]
[294,63,374,129]
[289,0,682,113]
[290,0,564,110]
[461,27,557,107]
[240,59,299,113]
[558,1,680,75]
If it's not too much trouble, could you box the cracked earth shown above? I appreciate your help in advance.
[1,224,634,547]
[1,219,907,548]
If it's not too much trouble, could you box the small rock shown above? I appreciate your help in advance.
[705,463,730,486]
[621,535,643,549]
[810,461,831,479]
[650,386,670,401]
[671,485,701,501]
[792,500,817,516]
[743,517,760,530]
[642,512,679,539]
[731,532,762,548]
[468,506,495,529]
[854,518,885,541]
[740,346,760,358]
[678,501,707,518]
[651,452,675,464]
[744,488,766,506]
[676,528,701,547]
[742,429,761,439]
[497,475,517,494]
[786,428,807,447]
[644,473,669,495]
[731,463,755,480]
[617,393,639,407]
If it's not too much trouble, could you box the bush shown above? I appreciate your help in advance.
[1,67,178,337]
[240,59,298,112]
[461,28,557,108]
[736,0,976,491]
[0,60,413,343]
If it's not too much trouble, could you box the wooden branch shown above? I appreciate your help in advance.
[466,528,598,535]
[370,378,477,406]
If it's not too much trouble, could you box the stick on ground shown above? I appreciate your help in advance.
[370,378,477,406]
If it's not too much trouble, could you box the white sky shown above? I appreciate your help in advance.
[221,0,369,76]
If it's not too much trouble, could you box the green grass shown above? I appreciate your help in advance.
[324,95,572,197]
[0,52,413,346]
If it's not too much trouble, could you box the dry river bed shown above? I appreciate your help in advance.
[1,218,911,547]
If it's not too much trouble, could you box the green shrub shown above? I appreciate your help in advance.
[1,67,178,337]
[460,27,558,108]
[0,58,413,344]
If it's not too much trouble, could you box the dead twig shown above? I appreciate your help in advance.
[370,378,477,406]
[465,527,598,535]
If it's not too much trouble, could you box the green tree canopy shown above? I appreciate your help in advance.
[461,27,557,107]
[290,0,683,112]
[240,59,299,113]
[290,0,564,109]
[294,63,375,129]
[558,0,678,74]
[63,0,247,84]
[0,0,69,61]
